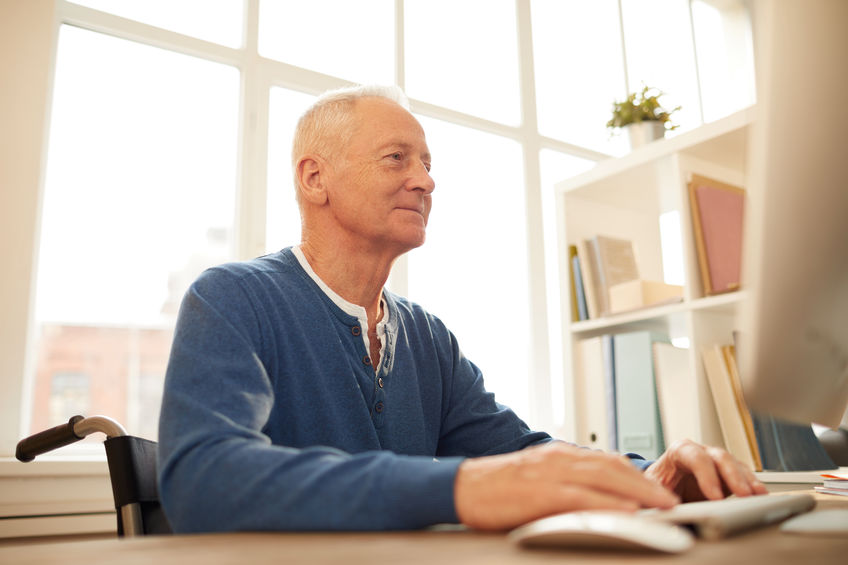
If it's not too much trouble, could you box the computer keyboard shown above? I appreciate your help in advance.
[639,493,816,539]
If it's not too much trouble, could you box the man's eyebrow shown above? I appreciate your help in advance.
[377,141,431,162]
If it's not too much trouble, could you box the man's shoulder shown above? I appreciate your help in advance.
[193,248,303,293]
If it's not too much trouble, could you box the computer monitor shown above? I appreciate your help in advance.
[739,0,848,430]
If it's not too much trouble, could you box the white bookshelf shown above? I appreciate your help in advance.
[555,107,755,450]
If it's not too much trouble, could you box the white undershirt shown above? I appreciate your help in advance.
[292,246,387,364]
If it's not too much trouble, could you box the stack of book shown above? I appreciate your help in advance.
[575,330,697,460]
[568,235,682,321]
[815,473,848,497]
[575,330,839,472]
[701,343,837,472]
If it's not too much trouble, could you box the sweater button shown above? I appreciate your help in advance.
[362,355,371,365]
[351,326,361,336]
[378,377,384,388]
[375,402,384,413]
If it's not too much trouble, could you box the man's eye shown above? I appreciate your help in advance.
[390,152,403,160]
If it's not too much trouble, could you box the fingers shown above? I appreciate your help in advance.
[647,440,767,502]
[704,446,768,497]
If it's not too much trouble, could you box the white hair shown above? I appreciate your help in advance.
[290,84,410,204]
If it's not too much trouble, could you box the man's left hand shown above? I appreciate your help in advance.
[644,439,768,502]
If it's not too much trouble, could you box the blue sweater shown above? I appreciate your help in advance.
[157,248,553,532]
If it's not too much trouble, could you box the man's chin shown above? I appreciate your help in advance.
[389,231,427,255]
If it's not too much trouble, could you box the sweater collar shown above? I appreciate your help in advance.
[289,246,397,357]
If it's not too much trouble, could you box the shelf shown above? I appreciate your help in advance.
[556,106,754,198]
[569,291,745,336]
[555,109,755,449]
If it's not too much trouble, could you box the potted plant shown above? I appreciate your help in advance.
[607,85,681,149]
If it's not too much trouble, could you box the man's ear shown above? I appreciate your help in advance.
[296,156,328,205]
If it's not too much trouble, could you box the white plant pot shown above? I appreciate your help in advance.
[626,121,666,150]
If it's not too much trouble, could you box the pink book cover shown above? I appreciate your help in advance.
[694,183,745,293]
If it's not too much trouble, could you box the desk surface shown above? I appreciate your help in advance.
[3,493,847,565]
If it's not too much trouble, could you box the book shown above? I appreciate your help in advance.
[822,477,848,489]
[732,333,838,472]
[651,342,699,447]
[567,245,579,322]
[613,331,668,460]
[750,412,837,472]
[601,335,617,452]
[570,247,589,321]
[721,345,763,471]
[576,239,601,319]
[574,337,610,450]
[688,174,745,295]
[608,279,683,314]
[818,473,848,495]
[813,486,848,497]
[592,235,640,316]
[701,345,758,470]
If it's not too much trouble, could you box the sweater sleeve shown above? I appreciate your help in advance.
[157,273,462,533]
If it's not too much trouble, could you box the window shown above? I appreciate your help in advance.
[7,0,756,454]
[30,23,239,442]
[258,0,395,85]
[404,0,521,125]
[538,149,596,425]
[69,0,244,47]
[691,0,756,122]
[620,0,702,131]
[406,117,529,415]
[265,87,315,252]
[48,372,90,428]
[532,0,629,155]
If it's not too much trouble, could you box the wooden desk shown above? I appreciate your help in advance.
[2,493,846,565]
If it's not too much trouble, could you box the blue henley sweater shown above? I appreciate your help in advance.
[157,248,553,532]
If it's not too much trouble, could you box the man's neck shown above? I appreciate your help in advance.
[298,238,393,326]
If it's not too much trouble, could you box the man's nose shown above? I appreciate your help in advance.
[410,160,435,194]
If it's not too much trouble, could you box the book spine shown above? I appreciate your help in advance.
[602,334,617,452]
[568,245,580,322]
[571,253,589,321]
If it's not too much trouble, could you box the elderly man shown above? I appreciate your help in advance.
[157,85,765,533]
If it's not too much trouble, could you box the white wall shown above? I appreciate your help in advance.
[0,0,55,454]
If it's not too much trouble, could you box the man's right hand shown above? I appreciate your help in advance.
[453,443,679,531]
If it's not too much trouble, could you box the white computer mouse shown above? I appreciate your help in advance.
[509,511,695,553]
[780,509,848,536]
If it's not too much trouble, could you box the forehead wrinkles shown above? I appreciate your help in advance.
[351,99,427,149]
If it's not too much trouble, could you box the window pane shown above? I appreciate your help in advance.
[692,0,755,122]
[531,0,629,156]
[69,0,244,48]
[258,0,394,85]
[539,149,596,426]
[620,0,701,133]
[30,25,239,441]
[406,118,530,417]
[405,0,521,125]
[266,87,315,252]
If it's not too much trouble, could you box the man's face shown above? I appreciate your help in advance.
[324,97,435,255]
